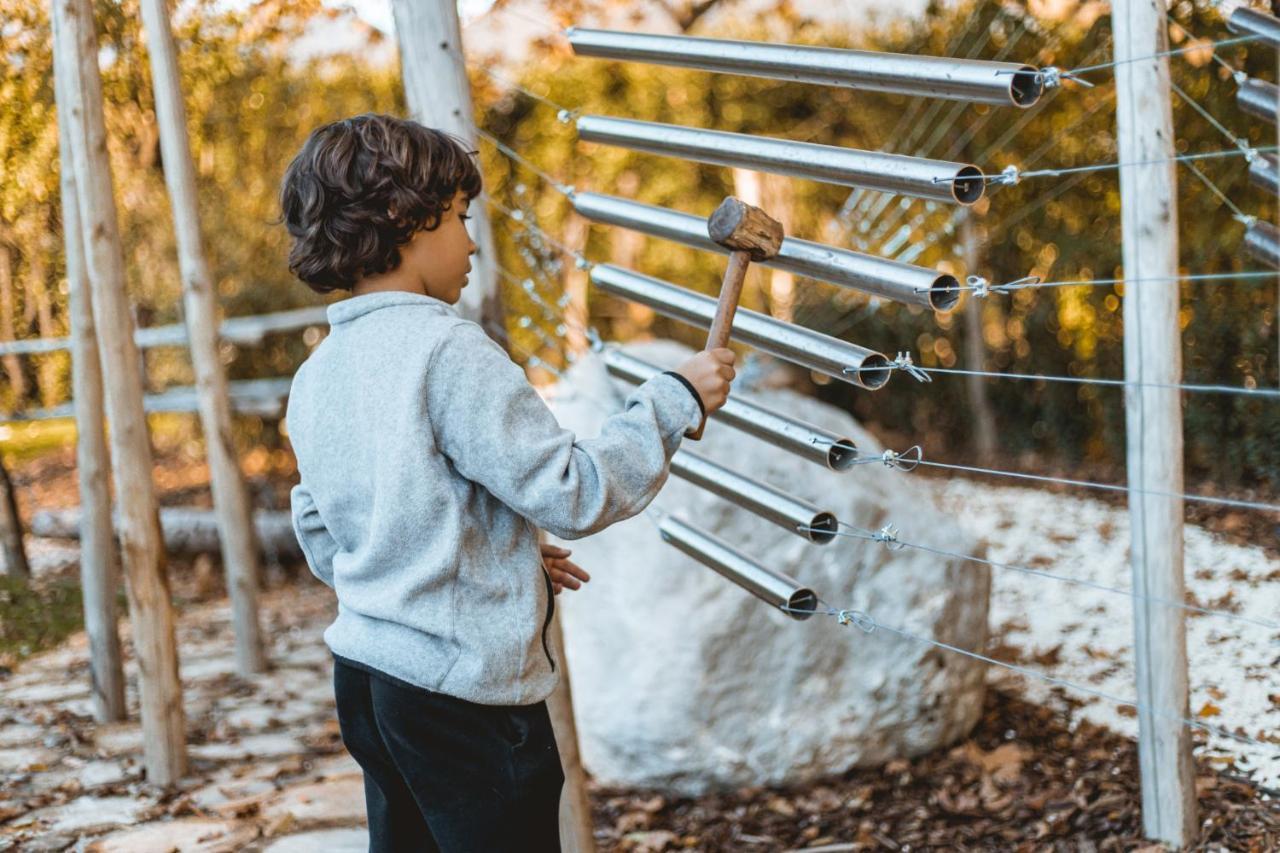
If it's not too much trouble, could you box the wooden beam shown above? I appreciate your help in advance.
[139,0,265,675]
[1112,0,1197,844]
[390,0,505,333]
[54,37,126,722]
[960,214,997,465]
[5,377,293,423]
[547,613,597,853]
[51,0,187,784]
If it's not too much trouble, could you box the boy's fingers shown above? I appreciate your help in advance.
[553,582,564,595]
[549,566,585,589]
[556,559,590,582]
[541,544,572,557]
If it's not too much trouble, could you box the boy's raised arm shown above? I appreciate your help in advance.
[426,322,702,540]
[290,483,340,587]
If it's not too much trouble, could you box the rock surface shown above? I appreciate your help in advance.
[548,341,991,794]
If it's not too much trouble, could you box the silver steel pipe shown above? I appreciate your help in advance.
[670,449,838,543]
[1249,153,1280,195]
[576,115,985,205]
[572,191,959,310]
[602,348,861,471]
[567,28,1044,108]
[1237,76,1278,125]
[590,264,892,389]
[1228,8,1280,49]
[1245,219,1280,269]
[657,514,819,619]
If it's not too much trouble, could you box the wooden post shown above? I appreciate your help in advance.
[54,41,127,722]
[0,457,28,581]
[547,614,597,853]
[52,0,187,784]
[390,0,504,332]
[1112,0,1197,845]
[960,214,997,464]
[139,0,265,675]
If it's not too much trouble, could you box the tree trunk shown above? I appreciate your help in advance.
[52,0,187,784]
[0,456,29,582]
[960,215,997,464]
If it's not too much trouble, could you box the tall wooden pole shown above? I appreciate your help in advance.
[54,32,127,722]
[1112,0,1197,845]
[547,614,596,853]
[960,214,997,465]
[139,0,265,675]
[390,0,503,332]
[52,0,187,784]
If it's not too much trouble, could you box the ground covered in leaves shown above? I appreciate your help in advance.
[590,690,1278,851]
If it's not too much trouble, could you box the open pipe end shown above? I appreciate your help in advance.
[929,274,961,312]
[785,589,819,621]
[951,166,986,205]
[805,512,839,545]
[1009,67,1044,108]
[853,353,892,390]
[827,438,859,471]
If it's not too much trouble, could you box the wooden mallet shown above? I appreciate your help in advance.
[686,196,785,440]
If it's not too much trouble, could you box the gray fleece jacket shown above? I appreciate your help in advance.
[286,291,703,706]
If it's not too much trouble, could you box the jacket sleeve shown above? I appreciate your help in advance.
[290,483,340,587]
[426,323,703,539]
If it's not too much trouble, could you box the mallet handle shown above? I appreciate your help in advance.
[686,249,750,440]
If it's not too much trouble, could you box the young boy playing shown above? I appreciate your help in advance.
[280,114,736,852]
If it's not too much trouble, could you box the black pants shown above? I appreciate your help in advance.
[333,656,565,853]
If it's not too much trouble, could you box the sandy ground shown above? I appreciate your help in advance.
[935,478,1280,789]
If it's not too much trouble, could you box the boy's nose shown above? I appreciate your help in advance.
[468,239,478,255]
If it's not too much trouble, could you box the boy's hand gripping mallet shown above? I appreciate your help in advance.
[687,196,785,440]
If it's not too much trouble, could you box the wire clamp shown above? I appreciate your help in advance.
[556,108,579,125]
[880,445,923,472]
[586,327,604,352]
[892,352,932,383]
[837,609,877,632]
[873,523,906,551]
[967,275,991,298]
[1234,213,1258,227]
[996,164,1021,186]
[1039,66,1095,89]
[574,256,593,271]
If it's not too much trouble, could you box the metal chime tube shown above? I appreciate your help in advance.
[591,264,892,388]
[602,349,861,471]
[1249,152,1280,195]
[567,28,1044,107]
[670,450,838,543]
[572,192,959,310]
[1237,77,1279,125]
[657,514,819,619]
[1245,219,1280,268]
[576,115,986,205]
[1228,7,1280,49]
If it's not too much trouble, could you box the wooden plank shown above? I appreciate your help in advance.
[390,0,504,333]
[139,0,264,675]
[6,377,293,423]
[0,304,330,357]
[33,507,301,560]
[51,0,187,785]
[1112,0,1197,844]
[54,40,126,722]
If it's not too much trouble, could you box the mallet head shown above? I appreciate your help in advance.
[707,196,785,261]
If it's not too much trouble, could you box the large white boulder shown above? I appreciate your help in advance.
[547,340,990,795]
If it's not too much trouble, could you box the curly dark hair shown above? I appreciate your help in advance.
[280,114,482,293]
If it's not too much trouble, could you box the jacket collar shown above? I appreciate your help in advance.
[327,291,458,326]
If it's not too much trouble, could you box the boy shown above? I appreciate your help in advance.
[280,114,735,853]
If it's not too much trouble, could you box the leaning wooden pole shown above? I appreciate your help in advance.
[1112,0,1197,845]
[139,0,265,675]
[54,27,127,722]
[390,0,503,331]
[52,0,187,783]
[547,614,597,853]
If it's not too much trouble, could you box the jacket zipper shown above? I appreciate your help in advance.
[540,569,556,671]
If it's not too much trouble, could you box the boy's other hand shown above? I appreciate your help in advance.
[675,348,736,415]
[541,543,590,595]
